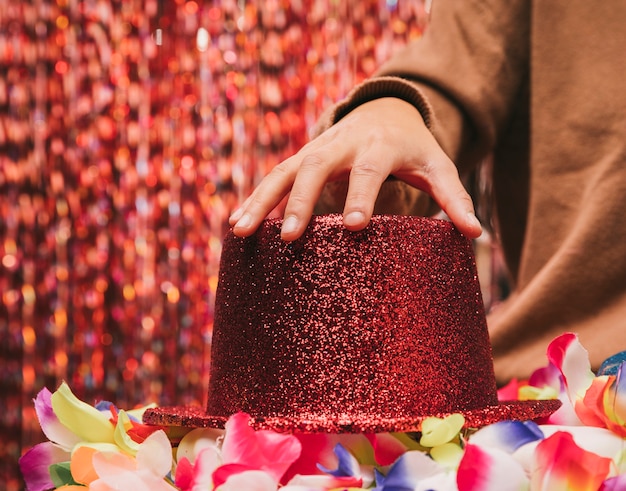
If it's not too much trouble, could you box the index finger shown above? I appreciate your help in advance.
[230,157,297,237]
[279,151,345,240]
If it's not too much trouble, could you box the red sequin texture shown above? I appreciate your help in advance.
[207,214,496,428]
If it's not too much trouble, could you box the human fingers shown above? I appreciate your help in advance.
[229,158,297,237]
[279,151,346,241]
[340,152,392,231]
[407,155,482,239]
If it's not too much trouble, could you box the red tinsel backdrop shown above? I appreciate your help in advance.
[0,1,428,487]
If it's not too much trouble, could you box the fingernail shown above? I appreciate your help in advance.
[467,212,482,231]
[235,213,252,229]
[281,216,298,235]
[344,211,365,227]
[230,207,244,222]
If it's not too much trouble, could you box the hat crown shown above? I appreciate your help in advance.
[207,214,497,432]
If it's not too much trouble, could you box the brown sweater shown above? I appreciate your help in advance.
[314,0,626,382]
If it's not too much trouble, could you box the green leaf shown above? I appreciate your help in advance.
[49,461,82,487]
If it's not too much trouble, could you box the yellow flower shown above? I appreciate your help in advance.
[419,414,465,448]
[114,410,141,455]
[51,382,115,444]
[430,442,464,469]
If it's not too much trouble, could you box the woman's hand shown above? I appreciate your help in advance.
[229,97,482,240]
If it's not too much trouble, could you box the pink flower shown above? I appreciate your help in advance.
[457,442,529,491]
[365,433,414,467]
[604,364,626,429]
[572,375,626,438]
[19,441,70,491]
[218,413,302,483]
[174,429,223,490]
[175,413,302,490]
[33,387,82,451]
[283,433,336,482]
[496,378,522,401]
[533,333,626,436]
[315,443,365,487]
[525,333,601,426]
[87,430,175,491]
[601,474,626,491]
[546,333,594,399]
[213,470,277,490]
[468,420,544,454]
[283,473,364,489]
[530,431,612,490]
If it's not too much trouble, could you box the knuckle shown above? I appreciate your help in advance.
[456,187,473,204]
[286,193,310,210]
[287,185,309,202]
[299,153,326,171]
[351,159,382,179]
[417,157,437,178]
[268,160,292,179]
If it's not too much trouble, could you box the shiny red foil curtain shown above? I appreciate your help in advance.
[0,0,427,487]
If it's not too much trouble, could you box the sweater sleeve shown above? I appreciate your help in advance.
[315,0,530,215]
[376,0,530,169]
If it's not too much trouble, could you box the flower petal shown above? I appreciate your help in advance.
[221,412,301,482]
[534,334,596,426]
[547,333,595,401]
[600,473,626,491]
[176,427,224,465]
[430,443,465,469]
[496,379,521,401]
[457,443,528,491]
[284,433,336,483]
[512,424,625,478]
[604,365,626,429]
[531,431,612,491]
[577,376,612,425]
[317,444,360,477]
[125,403,158,422]
[469,420,544,454]
[374,450,445,490]
[213,463,259,489]
[70,445,99,484]
[365,433,416,466]
[114,409,142,455]
[176,446,221,490]
[525,359,581,426]
[285,474,363,489]
[19,441,70,491]
[571,375,626,437]
[413,472,458,491]
[217,469,278,491]
[419,414,465,447]
[91,451,143,489]
[92,451,175,491]
[174,457,194,491]
[51,382,115,443]
[544,393,582,426]
[135,430,173,478]
[528,362,563,393]
[34,387,82,451]
[539,425,626,460]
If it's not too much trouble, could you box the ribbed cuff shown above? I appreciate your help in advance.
[331,76,435,129]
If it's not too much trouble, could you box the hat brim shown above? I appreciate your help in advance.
[143,399,561,433]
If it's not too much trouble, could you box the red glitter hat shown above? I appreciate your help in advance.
[144,214,560,433]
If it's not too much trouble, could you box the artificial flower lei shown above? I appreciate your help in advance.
[20,333,626,491]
